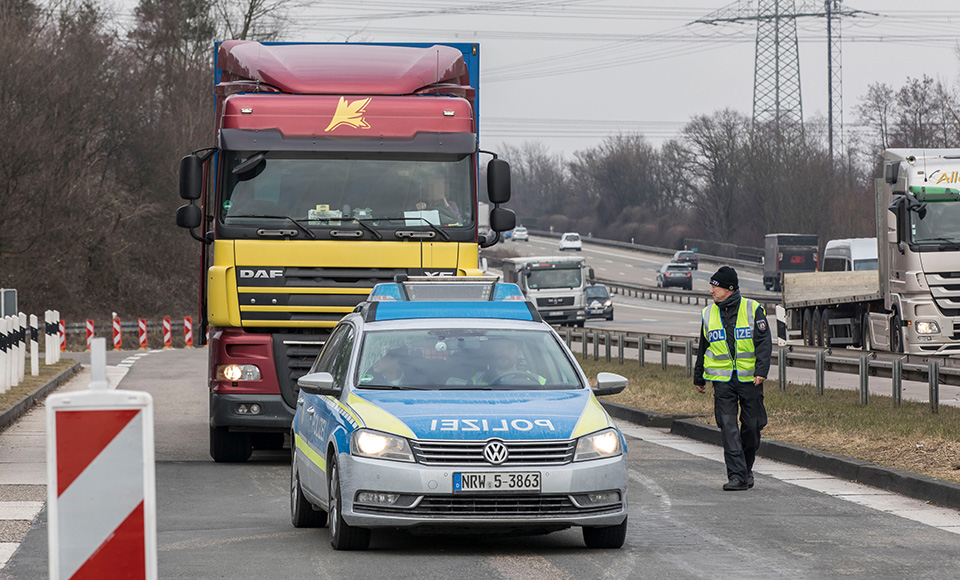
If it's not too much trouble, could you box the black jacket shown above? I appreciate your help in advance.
[693,291,772,386]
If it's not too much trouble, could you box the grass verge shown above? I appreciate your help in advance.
[577,356,960,484]
[0,359,78,413]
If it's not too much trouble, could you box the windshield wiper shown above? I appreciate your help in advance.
[352,218,383,240]
[372,216,451,241]
[229,215,316,239]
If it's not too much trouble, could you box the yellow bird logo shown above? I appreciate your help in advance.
[324,97,372,132]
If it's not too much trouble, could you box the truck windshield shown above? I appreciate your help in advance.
[911,201,960,245]
[527,268,582,290]
[219,152,474,228]
[355,329,583,390]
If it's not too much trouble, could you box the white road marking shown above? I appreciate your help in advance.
[619,422,960,535]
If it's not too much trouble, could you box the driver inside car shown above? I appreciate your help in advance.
[470,338,546,386]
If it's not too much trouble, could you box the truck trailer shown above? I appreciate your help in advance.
[782,149,960,354]
[175,41,515,461]
[762,233,819,291]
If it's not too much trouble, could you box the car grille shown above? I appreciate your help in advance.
[355,495,622,518]
[411,439,576,466]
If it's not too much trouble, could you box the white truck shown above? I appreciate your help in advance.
[782,149,960,354]
[500,256,594,327]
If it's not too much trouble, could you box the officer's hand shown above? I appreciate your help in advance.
[754,376,766,386]
[695,383,705,394]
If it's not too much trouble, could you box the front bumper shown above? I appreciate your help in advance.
[210,393,294,431]
[336,453,628,530]
[539,308,587,325]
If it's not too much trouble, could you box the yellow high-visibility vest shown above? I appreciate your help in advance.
[701,298,762,382]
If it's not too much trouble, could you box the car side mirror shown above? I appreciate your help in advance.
[593,372,627,396]
[297,371,338,396]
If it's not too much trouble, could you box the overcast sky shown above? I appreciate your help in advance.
[109,0,960,158]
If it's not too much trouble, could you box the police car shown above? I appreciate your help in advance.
[291,277,629,550]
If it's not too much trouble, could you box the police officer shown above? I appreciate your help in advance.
[694,266,771,491]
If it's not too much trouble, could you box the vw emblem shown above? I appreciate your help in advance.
[483,440,509,465]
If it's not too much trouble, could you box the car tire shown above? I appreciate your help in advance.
[291,451,328,528]
[210,426,252,463]
[328,460,371,551]
[582,516,627,549]
[606,314,613,321]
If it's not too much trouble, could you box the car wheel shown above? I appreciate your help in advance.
[582,516,627,549]
[210,426,252,463]
[328,460,371,550]
[291,450,328,528]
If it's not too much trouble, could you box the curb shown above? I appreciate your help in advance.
[601,401,960,511]
[0,362,82,433]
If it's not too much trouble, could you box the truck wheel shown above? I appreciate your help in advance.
[328,460,370,550]
[291,451,328,528]
[891,312,904,353]
[812,310,823,347]
[802,309,813,346]
[583,516,627,549]
[820,309,832,347]
[210,426,252,463]
[860,316,872,351]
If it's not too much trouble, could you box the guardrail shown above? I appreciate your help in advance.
[556,328,958,413]
[597,277,781,312]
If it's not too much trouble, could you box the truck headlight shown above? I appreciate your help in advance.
[352,429,414,462]
[217,364,262,381]
[574,428,621,461]
[915,321,941,335]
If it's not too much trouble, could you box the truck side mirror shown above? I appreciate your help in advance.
[489,207,516,232]
[176,204,202,229]
[487,158,511,204]
[885,162,900,185]
[888,197,907,244]
[179,154,203,200]
[588,267,595,283]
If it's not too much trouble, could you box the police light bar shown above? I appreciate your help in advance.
[367,277,525,302]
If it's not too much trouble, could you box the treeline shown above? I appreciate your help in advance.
[0,0,957,319]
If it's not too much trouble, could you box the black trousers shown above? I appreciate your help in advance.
[713,379,768,481]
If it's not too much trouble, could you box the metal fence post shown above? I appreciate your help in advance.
[638,335,645,367]
[929,360,940,414]
[859,354,869,405]
[660,338,668,370]
[604,332,611,362]
[684,340,693,377]
[581,331,588,359]
[618,335,624,365]
[778,347,787,391]
[892,358,902,407]
[815,350,825,396]
[593,332,599,361]
[565,328,572,349]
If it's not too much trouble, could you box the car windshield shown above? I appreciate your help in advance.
[220,152,474,228]
[678,252,695,259]
[527,267,582,289]
[853,259,878,271]
[564,234,581,242]
[585,286,609,299]
[355,329,583,390]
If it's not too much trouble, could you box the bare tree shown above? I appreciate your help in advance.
[214,0,300,40]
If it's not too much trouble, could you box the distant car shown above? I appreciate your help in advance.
[512,226,530,242]
[585,284,613,321]
[291,277,629,550]
[559,232,582,251]
[672,250,698,270]
[656,263,693,290]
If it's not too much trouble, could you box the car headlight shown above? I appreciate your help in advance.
[915,321,941,335]
[351,429,414,462]
[574,428,622,461]
[604,300,612,307]
[216,364,261,381]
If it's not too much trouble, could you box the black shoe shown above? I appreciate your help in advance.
[747,473,754,489]
[723,478,749,491]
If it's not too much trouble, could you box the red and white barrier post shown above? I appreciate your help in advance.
[46,338,157,580]
[162,317,171,349]
[59,318,65,354]
[30,314,39,377]
[85,320,94,351]
[183,316,193,348]
[138,319,148,350]
[113,316,122,351]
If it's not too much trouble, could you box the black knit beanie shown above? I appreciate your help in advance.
[710,266,739,291]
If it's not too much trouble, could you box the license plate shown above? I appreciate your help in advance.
[548,311,563,317]
[453,472,541,492]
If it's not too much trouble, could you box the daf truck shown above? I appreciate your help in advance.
[175,41,515,461]
[782,149,960,354]
[500,256,594,327]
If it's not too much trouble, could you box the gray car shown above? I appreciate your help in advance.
[290,277,629,550]
[656,263,693,290]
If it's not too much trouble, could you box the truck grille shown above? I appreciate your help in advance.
[411,439,575,466]
[273,333,325,408]
[355,494,622,518]
[924,272,960,315]
[535,296,574,307]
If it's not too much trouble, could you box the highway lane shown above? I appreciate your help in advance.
[4,349,960,579]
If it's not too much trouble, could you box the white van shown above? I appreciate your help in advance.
[822,238,878,272]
